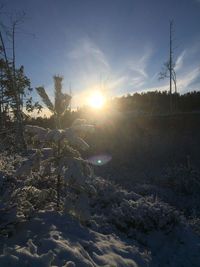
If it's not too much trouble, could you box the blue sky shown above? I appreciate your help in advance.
[1,0,200,108]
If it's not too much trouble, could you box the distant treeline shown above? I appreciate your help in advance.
[27,90,200,128]
[109,91,200,114]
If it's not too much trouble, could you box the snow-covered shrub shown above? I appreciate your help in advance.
[0,239,54,267]
[0,119,95,236]
[109,197,180,233]
[11,186,56,217]
[0,154,59,237]
[25,120,94,151]
[90,177,140,210]
[160,165,200,195]
[24,120,95,219]
[90,177,181,234]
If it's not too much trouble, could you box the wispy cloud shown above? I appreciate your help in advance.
[177,67,200,91]
[125,46,153,89]
[107,75,128,91]
[128,46,153,78]
[68,38,110,72]
[175,50,186,72]
[174,42,200,92]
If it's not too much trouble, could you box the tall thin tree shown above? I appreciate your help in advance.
[159,20,177,112]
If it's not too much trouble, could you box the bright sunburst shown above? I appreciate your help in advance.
[88,91,105,109]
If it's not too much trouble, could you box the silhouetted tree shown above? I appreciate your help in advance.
[0,8,42,151]
[36,76,71,128]
[159,20,177,112]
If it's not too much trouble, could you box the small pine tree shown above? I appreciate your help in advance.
[36,76,71,129]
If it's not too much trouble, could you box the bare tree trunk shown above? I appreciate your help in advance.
[169,20,173,113]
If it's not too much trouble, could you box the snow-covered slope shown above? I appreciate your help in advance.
[0,209,200,267]
[1,148,200,267]
[0,210,148,267]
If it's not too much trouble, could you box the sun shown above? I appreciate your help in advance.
[88,91,105,109]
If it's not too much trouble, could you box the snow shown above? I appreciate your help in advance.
[1,175,200,267]
[15,151,41,177]
[46,129,64,142]
[25,124,91,151]
[1,121,200,266]
[0,208,200,267]
[0,211,149,267]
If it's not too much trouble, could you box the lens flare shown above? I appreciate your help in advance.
[87,154,112,166]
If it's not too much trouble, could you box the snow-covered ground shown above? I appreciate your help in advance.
[1,122,200,267]
[0,209,200,267]
[0,210,148,267]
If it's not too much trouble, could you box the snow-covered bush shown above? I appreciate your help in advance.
[90,177,140,209]
[90,177,181,234]
[109,197,180,233]
[0,119,96,236]
[0,239,54,267]
[160,165,200,195]
[24,120,94,217]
